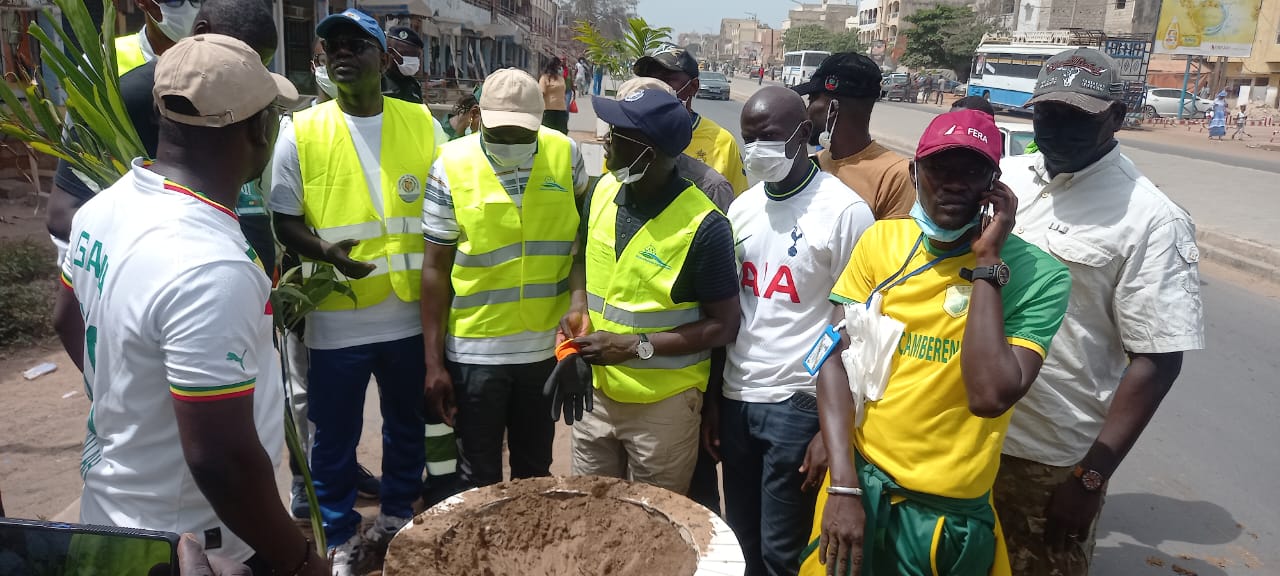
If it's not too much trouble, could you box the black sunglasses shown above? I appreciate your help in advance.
[321,37,382,55]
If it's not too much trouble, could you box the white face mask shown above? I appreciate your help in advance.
[397,56,420,77]
[485,141,537,168]
[818,99,839,149]
[150,0,200,42]
[610,148,652,185]
[313,65,338,98]
[744,123,806,183]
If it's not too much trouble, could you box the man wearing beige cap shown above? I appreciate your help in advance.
[421,68,588,490]
[53,34,326,576]
[269,8,436,572]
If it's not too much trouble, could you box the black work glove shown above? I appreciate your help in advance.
[543,351,594,425]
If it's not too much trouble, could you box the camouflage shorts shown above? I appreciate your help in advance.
[993,455,1104,576]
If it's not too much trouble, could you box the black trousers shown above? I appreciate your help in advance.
[449,359,557,488]
[542,110,569,134]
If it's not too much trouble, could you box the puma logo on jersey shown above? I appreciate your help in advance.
[227,350,246,370]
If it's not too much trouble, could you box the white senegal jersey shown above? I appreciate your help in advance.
[61,160,284,562]
[724,163,875,403]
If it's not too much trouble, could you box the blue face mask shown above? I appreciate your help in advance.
[910,170,979,243]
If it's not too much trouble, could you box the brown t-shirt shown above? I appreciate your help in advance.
[540,74,567,111]
[817,142,915,220]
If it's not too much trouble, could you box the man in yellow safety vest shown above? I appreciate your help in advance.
[421,68,589,490]
[115,0,203,74]
[268,9,434,575]
[564,89,741,494]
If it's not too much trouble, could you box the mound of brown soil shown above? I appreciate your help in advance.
[384,476,710,576]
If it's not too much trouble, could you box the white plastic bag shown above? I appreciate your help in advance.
[841,293,904,427]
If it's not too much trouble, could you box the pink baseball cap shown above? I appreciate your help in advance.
[915,109,1002,168]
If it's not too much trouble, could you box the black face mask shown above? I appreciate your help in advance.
[1033,106,1117,175]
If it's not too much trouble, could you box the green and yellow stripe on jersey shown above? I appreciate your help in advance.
[170,379,255,402]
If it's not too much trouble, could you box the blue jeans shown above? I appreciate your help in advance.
[720,394,821,576]
[308,335,426,546]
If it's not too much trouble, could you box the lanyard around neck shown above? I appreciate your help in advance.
[868,234,969,306]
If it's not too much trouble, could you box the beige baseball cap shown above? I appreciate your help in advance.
[154,34,298,128]
[615,77,675,99]
[479,68,544,131]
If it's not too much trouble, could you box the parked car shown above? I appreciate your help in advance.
[996,121,1036,158]
[1144,88,1212,119]
[883,75,916,102]
[952,82,968,96]
[880,73,908,99]
[696,72,732,100]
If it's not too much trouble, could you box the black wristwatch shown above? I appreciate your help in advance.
[963,262,1010,287]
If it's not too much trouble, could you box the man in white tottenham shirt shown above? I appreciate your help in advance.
[717,86,875,575]
[268,9,435,572]
[53,35,326,575]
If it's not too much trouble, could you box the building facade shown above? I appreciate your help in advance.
[783,0,862,34]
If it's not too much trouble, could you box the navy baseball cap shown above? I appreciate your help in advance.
[592,89,692,157]
[317,9,387,52]
[387,26,423,49]
[633,43,700,79]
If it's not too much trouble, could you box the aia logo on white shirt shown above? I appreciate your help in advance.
[741,262,799,303]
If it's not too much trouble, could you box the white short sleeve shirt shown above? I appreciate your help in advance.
[64,160,284,562]
[1001,149,1206,466]
[724,166,876,403]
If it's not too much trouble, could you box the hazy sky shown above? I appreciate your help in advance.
[635,0,799,36]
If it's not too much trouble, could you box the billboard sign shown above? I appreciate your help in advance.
[1153,0,1264,57]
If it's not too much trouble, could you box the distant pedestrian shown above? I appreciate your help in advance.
[1208,90,1228,140]
[999,47,1204,576]
[576,56,590,95]
[758,65,765,85]
[593,63,604,95]
[935,75,947,105]
[539,57,570,134]
[1231,104,1251,139]
[921,75,934,104]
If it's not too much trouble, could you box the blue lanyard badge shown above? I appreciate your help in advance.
[803,323,844,375]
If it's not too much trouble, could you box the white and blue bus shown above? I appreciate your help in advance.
[782,50,831,88]
[966,43,1079,109]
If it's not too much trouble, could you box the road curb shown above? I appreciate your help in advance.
[1196,228,1280,285]
[872,131,1280,285]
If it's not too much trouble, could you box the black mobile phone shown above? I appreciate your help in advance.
[0,518,180,576]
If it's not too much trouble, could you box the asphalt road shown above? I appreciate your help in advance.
[691,95,1280,575]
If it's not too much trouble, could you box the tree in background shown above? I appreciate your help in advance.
[561,0,637,39]
[783,24,834,52]
[827,29,865,54]
[901,5,989,80]
[574,16,672,91]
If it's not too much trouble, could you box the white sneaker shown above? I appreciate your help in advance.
[362,514,411,550]
[328,532,364,576]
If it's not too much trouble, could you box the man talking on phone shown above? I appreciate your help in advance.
[796,109,1071,576]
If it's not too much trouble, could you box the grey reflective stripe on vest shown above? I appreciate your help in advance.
[585,293,703,330]
[619,350,711,370]
[454,240,575,268]
[451,278,570,309]
[314,217,419,243]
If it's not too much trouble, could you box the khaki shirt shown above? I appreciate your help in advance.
[817,142,915,220]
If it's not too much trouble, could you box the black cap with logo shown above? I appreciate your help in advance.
[387,26,423,49]
[633,43,700,79]
[791,52,882,99]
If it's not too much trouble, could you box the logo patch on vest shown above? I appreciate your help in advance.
[638,245,672,270]
[540,176,568,192]
[943,284,972,318]
[396,174,422,202]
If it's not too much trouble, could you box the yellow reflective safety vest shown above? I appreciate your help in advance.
[584,173,716,404]
[115,34,147,76]
[295,98,435,311]
[441,128,578,339]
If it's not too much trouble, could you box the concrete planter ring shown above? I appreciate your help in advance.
[383,476,745,576]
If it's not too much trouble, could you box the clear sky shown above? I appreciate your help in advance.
[635,0,798,36]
